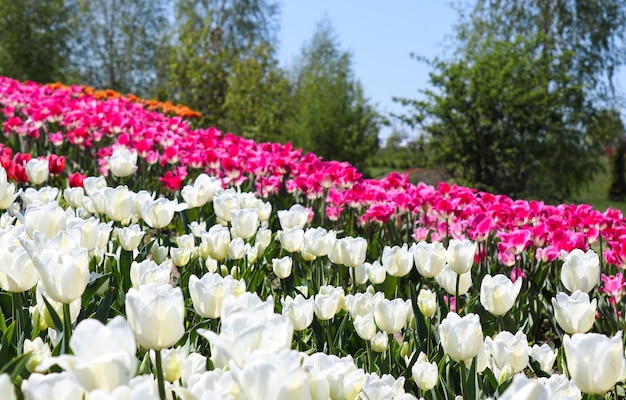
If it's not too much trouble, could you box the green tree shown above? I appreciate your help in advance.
[69,0,170,96]
[160,0,281,130]
[608,139,626,202]
[286,20,380,169]
[454,0,626,103]
[398,36,601,200]
[0,0,73,83]
[222,43,291,143]
[593,110,626,201]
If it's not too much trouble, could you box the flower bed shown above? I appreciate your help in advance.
[0,76,624,399]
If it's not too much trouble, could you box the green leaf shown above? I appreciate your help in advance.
[41,296,63,333]
[0,321,16,365]
[94,287,116,323]
[0,352,31,381]
[81,273,112,308]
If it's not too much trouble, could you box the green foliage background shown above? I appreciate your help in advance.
[2,0,626,203]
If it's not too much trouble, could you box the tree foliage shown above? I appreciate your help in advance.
[222,43,291,143]
[0,0,73,83]
[286,20,380,169]
[396,0,626,200]
[69,0,170,96]
[454,0,626,103]
[399,36,602,200]
[160,0,281,129]
[0,1,382,168]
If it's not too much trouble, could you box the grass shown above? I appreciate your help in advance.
[567,157,626,214]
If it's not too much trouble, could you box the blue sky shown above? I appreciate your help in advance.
[277,1,626,142]
[277,1,460,142]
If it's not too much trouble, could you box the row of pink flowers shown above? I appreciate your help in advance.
[1,76,625,274]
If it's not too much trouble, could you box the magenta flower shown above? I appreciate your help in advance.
[600,273,626,302]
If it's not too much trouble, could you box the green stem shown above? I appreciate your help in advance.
[366,340,373,373]
[154,349,167,400]
[62,303,72,354]
[12,292,24,354]
[387,338,393,373]
[325,320,333,354]
[459,359,467,399]
[426,317,431,358]
[455,273,461,314]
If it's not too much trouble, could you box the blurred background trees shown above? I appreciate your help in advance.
[0,0,381,170]
[397,0,626,201]
[1,0,626,202]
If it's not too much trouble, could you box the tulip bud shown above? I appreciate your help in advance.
[150,347,187,383]
[0,167,17,210]
[228,238,249,260]
[150,244,169,265]
[350,263,368,285]
[255,227,272,253]
[314,292,341,321]
[371,331,389,352]
[130,259,172,289]
[418,288,437,318]
[21,241,90,304]
[295,285,309,298]
[102,186,134,222]
[0,245,38,293]
[213,189,238,222]
[412,352,438,391]
[304,227,336,257]
[22,201,67,239]
[202,225,230,261]
[435,265,472,296]
[23,337,51,373]
[63,187,84,209]
[171,246,191,267]
[498,364,515,385]
[141,197,182,229]
[340,236,368,268]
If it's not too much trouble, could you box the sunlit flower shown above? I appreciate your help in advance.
[125,283,185,350]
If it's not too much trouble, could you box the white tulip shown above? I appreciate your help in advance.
[108,148,138,178]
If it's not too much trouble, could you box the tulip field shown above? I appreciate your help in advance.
[1,75,626,399]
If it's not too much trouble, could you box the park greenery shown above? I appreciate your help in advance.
[1,0,626,199]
